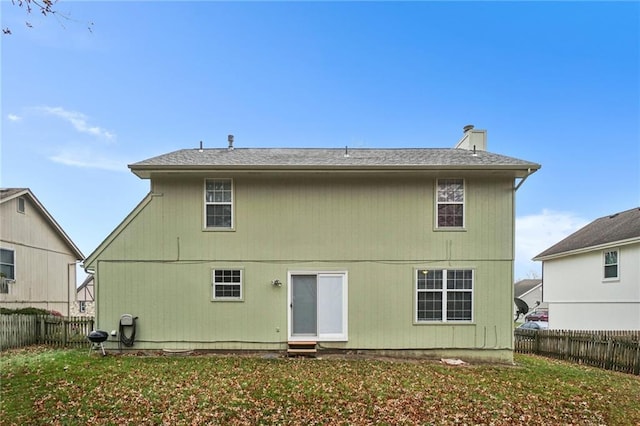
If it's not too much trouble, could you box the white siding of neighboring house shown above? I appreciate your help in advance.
[543,242,640,330]
[514,285,546,320]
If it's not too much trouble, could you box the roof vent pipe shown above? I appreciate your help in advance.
[228,134,234,150]
[199,141,203,152]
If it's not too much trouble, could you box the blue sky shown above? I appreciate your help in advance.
[1,1,639,281]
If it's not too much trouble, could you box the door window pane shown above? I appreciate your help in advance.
[292,275,317,335]
[318,275,343,335]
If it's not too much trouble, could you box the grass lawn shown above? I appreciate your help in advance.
[1,347,639,425]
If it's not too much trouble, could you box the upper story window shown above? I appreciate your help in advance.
[416,269,473,322]
[0,248,15,281]
[604,249,619,280]
[17,197,25,214]
[205,179,233,229]
[436,179,464,228]
[213,269,242,300]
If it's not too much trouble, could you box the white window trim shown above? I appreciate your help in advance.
[414,268,474,323]
[603,248,620,281]
[0,247,16,281]
[212,268,244,301]
[204,178,234,230]
[435,178,465,229]
[287,270,348,342]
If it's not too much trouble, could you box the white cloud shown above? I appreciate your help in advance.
[515,209,589,280]
[38,106,115,140]
[49,146,128,172]
[7,113,21,121]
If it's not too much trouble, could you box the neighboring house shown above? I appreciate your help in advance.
[71,274,95,317]
[513,278,546,320]
[0,188,84,316]
[533,207,640,330]
[84,126,540,362]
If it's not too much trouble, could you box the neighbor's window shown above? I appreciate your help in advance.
[416,269,473,322]
[205,179,233,228]
[0,248,15,280]
[213,269,242,300]
[436,179,464,228]
[17,197,25,214]
[79,301,87,313]
[604,249,619,279]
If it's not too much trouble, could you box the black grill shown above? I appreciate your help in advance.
[87,330,109,356]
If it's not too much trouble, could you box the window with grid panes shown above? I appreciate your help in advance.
[213,269,242,300]
[436,179,464,228]
[416,269,473,322]
[205,179,233,228]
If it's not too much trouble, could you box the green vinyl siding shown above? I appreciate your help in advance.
[94,260,514,351]
[88,172,516,361]
[92,174,514,263]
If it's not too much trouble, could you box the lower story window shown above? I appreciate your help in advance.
[416,269,473,322]
[213,269,242,300]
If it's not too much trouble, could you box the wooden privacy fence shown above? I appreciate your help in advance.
[1,315,95,351]
[515,329,640,375]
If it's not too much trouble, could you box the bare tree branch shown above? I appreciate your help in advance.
[5,0,93,35]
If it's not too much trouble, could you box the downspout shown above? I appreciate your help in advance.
[84,264,96,329]
[67,262,77,317]
[512,167,537,353]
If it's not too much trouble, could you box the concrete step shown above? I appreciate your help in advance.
[287,341,317,357]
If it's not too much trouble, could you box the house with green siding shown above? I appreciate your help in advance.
[84,126,540,362]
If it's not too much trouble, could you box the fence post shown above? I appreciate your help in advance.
[63,318,68,347]
[39,316,45,344]
[605,337,613,370]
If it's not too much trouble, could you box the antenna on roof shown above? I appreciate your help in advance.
[199,141,203,153]
[228,134,234,151]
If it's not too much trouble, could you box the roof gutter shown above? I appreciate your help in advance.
[129,164,541,179]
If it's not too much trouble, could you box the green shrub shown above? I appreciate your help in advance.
[0,307,54,315]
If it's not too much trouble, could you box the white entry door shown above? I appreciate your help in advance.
[289,272,347,341]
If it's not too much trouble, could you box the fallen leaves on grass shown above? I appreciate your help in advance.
[1,350,638,425]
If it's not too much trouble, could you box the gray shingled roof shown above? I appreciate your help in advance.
[514,279,542,298]
[129,148,540,172]
[534,207,640,259]
[0,188,28,201]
